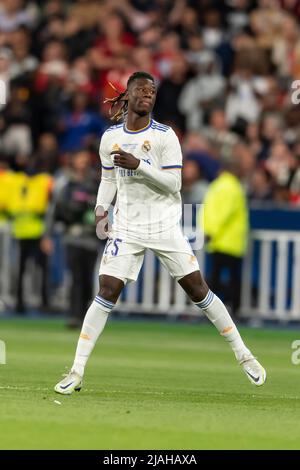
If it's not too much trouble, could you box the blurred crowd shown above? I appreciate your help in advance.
[0,0,300,207]
[1,0,300,318]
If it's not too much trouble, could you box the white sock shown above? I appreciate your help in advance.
[72,295,114,377]
[195,290,251,362]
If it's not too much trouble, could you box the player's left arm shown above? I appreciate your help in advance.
[111,128,182,194]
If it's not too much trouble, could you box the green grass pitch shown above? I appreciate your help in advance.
[0,317,300,450]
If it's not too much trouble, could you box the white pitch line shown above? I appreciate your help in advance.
[0,385,166,395]
[0,386,163,394]
[0,386,299,400]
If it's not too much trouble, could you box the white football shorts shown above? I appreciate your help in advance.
[99,226,199,284]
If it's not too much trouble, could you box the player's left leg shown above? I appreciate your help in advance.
[178,270,266,386]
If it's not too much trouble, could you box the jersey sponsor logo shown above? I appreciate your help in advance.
[119,168,138,177]
[122,143,138,152]
[142,140,151,152]
[112,143,120,151]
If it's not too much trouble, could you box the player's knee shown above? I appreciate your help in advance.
[188,282,209,303]
[98,285,119,303]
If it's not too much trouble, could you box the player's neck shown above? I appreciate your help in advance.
[125,113,151,132]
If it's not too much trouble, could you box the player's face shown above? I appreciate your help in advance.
[127,78,156,117]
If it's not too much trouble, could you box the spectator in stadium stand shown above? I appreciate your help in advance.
[0,0,37,33]
[272,13,300,81]
[225,65,262,126]
[249,165,274,202]
[0,0,300,318]
[265,140,297,188]
[89,10,136,89]
[57,91,106,152]
[32,132,60,176]
[0,83,33,162]
[154,53,188,133]
[198,145,253,318]
[182,130,221,183]
[182,159,209,205]
[8,27,39,83]
[34,40,69,134]
[202,108,239,164]
[65,56,95,97]
[178,53,225,130]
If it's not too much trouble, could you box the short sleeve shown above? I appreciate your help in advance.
[160,128,183,170]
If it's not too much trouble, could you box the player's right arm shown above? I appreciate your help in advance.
[112,128,182,195]
[95,132,117,234]
[137,127,182,194]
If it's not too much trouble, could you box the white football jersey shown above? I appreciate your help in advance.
[99,118,183,240]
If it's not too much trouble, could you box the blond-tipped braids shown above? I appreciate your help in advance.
[103,82,128,122]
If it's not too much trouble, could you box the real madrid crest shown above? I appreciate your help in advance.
[142,140,151,152]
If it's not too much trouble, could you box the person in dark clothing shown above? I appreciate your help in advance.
[58,91,106,152]
[17,238,49,312]
[154,54,187,132]
[209,252,243,318]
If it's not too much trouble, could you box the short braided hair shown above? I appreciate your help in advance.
[103,71,155,122]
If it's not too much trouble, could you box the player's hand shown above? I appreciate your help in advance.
[95,206,109,240]
[95,209,108,227]
[111,149,140,170]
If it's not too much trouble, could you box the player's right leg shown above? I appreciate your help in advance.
[54,237,144,395]
[54,275,124,394]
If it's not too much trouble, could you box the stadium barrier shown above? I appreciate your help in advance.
[240,230,300,321]
[0,224,299,320]
[117,230,300,320]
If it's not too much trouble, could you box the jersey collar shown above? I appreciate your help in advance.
[123,118,152,134]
